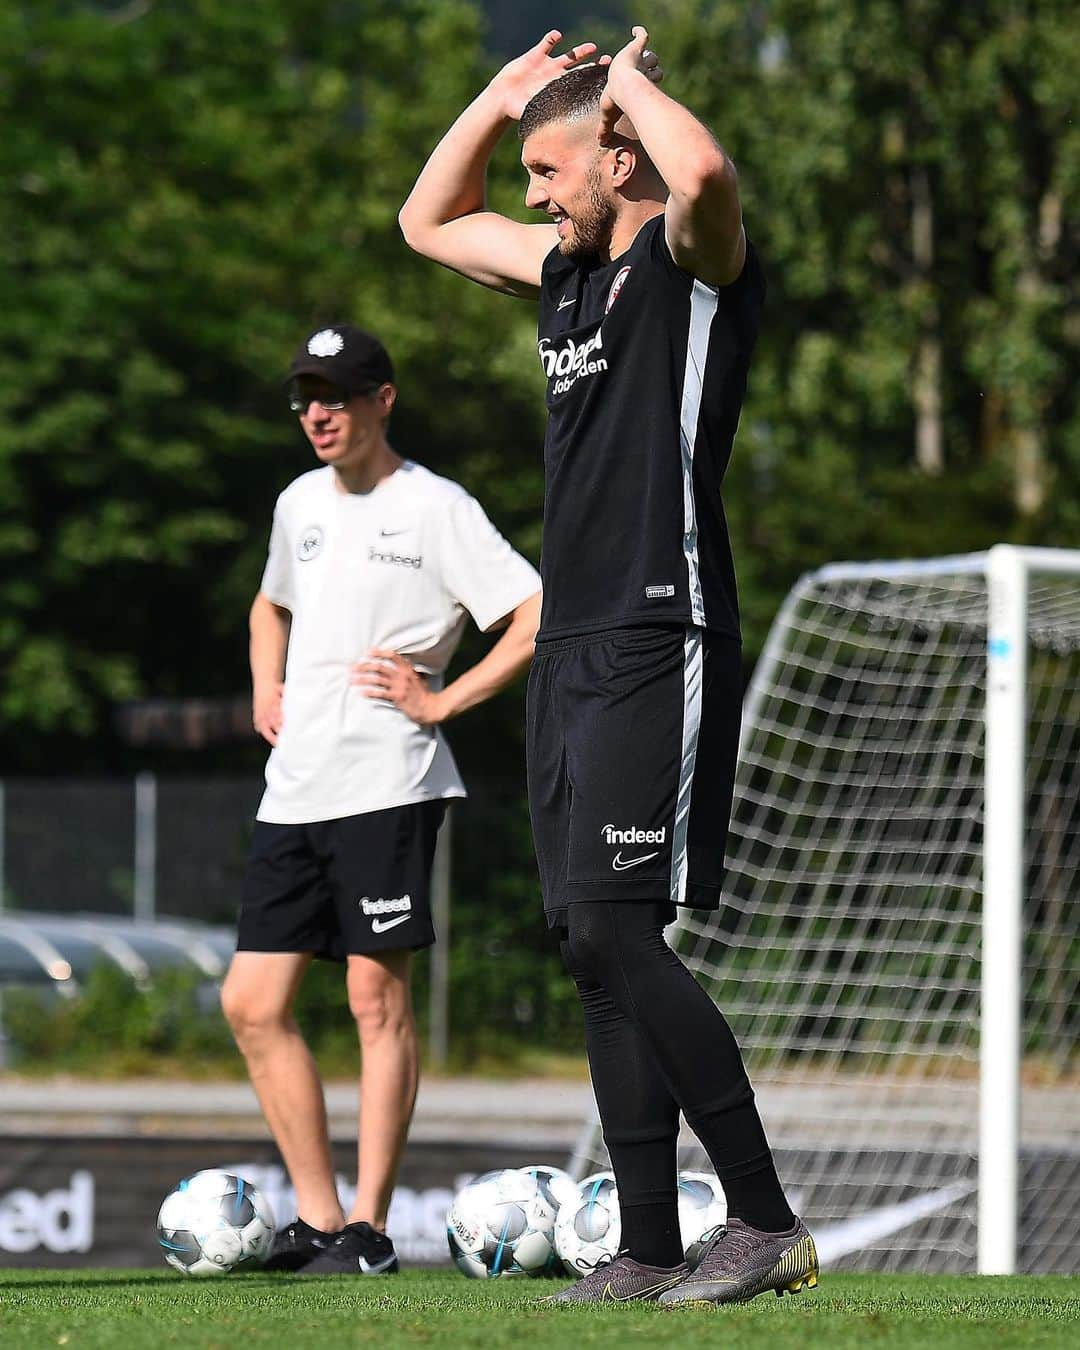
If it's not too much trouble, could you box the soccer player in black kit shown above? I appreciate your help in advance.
[401,26,818,1305]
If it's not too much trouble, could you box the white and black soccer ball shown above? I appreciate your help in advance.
[553,1171,621,1276]
[157,1169,276,1276]
[515,1164,580,1276]
[520,1163,580,1217]
[677,1170,727,1263]
[446,1168,558,1279]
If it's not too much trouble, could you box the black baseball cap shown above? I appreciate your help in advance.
[287,323,394,393]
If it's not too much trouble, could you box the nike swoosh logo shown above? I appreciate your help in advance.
[611,850,660,871]
[812,1181,976,1264]
[601,1274,683,1302]
[358,1253,397,1274]
[557,297,575,311]
[371,913,411,934]
[379,528,408,537]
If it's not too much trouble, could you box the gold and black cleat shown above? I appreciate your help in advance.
[658,1218,819,1307]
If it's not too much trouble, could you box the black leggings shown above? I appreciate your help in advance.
[561,900,793,1260]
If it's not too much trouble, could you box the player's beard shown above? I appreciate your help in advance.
[559,163,617,260]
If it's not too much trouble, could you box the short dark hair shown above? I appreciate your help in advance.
[518,64,608,142]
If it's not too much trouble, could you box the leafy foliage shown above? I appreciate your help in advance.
[0,0,544,767]
[3,1,1076,758]
[650,0,1078,650]
[3,964,237,1075]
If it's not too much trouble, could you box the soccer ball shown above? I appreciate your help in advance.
[517,1164,581,1275]
[553,1171,621,1276]
[157,1169,276,1275]
[677,1170,727,1263]
[446,1169,559,1279]
[520,1162,580,1216]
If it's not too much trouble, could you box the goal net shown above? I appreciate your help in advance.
[573,546,1079,1274]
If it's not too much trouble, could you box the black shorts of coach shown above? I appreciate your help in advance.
[526,625,741,927]
[237,800,446,961]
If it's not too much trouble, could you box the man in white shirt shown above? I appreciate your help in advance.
[220,323,541,1276]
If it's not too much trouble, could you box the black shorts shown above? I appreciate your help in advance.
[237,800,446,960]
[526,626,741,925]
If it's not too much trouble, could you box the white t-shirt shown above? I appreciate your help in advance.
[256,461,540,824]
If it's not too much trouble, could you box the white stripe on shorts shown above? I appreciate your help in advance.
[670,628,704,905]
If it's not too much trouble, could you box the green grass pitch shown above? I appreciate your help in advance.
[1,1269,1077,1348]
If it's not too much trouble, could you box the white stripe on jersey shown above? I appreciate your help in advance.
[670,628,704,905]
[678,281,719,626]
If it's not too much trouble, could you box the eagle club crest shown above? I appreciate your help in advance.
[307,329,344,357]
[606,265,632,314]
[297,525,324,561]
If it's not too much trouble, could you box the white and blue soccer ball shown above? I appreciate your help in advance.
[520,1162,579,1216]
[677,1170,727,1263]
[518,1163,581,1275]
[157,1169,276,1275]
[553,1171,621,1276]
[552,1168,727,1275]
[446,1168,561,1278]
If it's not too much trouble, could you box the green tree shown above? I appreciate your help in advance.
[0,0,546,767]
[651,0,1078,649]
[5,3,1077,757]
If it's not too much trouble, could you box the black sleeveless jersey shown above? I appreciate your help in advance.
[535,215,764,641]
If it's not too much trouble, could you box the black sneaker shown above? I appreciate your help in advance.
[261,1217,337,1272]
[297,1221,399,1276]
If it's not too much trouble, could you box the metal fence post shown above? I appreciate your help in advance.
[428,806,451,1068]
[134,772,157,922]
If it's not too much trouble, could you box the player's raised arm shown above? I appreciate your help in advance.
[398,31,598,298]
[600,26,745,288]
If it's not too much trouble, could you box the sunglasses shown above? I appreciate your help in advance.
[288,384,351,414]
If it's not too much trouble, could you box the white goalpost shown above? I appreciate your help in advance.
[572,545,1079,1275]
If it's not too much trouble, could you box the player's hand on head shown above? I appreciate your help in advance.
[253,681,284,746]
[493,29,600,121]
[598,26,663,143]
[353,650,443,726]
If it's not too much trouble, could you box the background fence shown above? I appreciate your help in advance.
[1,777,257,923]
[0,775,582,1068]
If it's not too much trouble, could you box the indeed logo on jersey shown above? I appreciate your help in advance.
[538,328,608,396]
[369,546,422,569]
[601,823,667,845]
